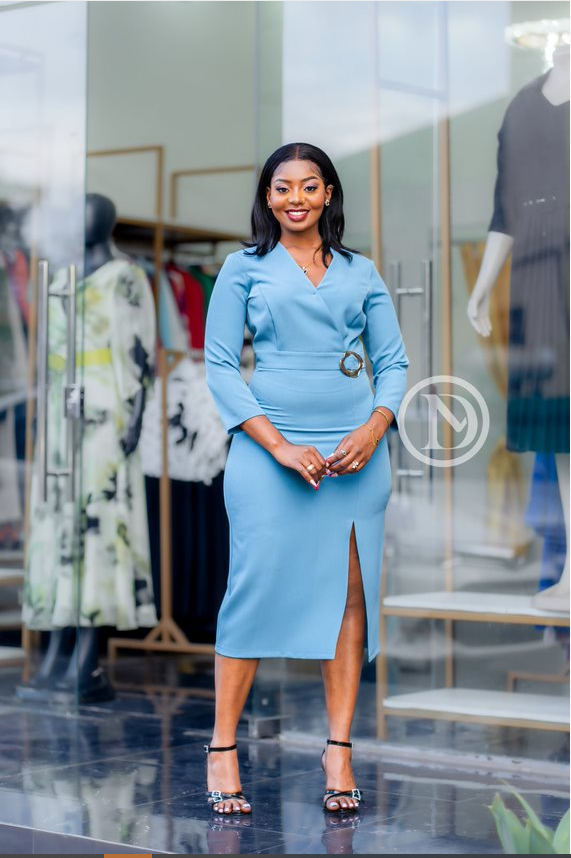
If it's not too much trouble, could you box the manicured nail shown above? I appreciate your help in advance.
[310,479,319,488]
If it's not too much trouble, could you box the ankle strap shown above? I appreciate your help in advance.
[327,739,353,748]
[204,743,237,754]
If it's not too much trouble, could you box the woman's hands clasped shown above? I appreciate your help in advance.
[272,441,328,489]
[325,424,382,477]
[272,424,383,490]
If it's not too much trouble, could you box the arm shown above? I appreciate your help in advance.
[467,116,514,337]
[325,262,409,476]
[361,261,410,435]
[467,232,514,337]
[204,252,268,435]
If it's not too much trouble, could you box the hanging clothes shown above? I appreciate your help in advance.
[190,265,217,313]
[145,471,229,643]
[4,249,30,330]
[24,260,158,630]
[165,264,205,349]
[164,264,191,347]
[140,356,228,485]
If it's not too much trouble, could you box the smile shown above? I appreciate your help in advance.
[285,210,309,221]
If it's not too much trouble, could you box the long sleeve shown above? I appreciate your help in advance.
[362,261,409,432]
[205,252,266,435]
[488,115,513,237]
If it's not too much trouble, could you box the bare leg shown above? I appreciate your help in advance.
[207,653,259,814]
[321,524,366,811]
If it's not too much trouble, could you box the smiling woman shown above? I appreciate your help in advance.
[203,142,409,816]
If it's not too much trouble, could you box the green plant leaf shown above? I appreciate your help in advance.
[553,809,570,855]
[504,786,553,842]
[528,824,556,854]
[489,794,530,854]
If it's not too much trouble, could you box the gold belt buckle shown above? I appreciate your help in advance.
[339,350,364,378]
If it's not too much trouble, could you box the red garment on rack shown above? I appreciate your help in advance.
[166,265,191,348]
[5,250,30,327]
[166,264,205,349]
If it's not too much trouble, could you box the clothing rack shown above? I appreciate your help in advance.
[96,148,246,666]
[108,347,215,662]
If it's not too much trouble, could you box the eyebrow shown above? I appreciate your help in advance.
[272,176,321,184]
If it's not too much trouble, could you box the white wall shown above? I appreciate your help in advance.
[87,1,256,236]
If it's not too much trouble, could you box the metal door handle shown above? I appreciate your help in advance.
[37,263,83,502]
[392,259,434,496]
[63,264,79,502]
[36,260,49,502]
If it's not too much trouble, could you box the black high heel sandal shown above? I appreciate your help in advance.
[204,743,252,814]
[321,739,363,813]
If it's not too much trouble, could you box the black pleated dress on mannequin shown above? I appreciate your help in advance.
[490,72,570,453]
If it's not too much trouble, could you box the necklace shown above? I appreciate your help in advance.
[294,245,322,276]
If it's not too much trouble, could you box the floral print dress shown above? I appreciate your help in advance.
[24,259,158,630]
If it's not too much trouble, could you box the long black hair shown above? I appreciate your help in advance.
[244,142,358,265]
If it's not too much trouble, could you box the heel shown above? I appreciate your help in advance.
[322,738,363,813]
[204,743,252,814]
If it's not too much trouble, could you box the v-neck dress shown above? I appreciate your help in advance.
[204,242,409,660]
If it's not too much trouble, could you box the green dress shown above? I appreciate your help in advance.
[24,260,158,630]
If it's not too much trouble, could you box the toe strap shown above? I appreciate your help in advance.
[324,788,363,804]
[207,790,246,804]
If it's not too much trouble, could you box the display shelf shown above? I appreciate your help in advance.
[114,217,245,247]
[0,610,24,630]
[382,591,570,626]
[383,687,570,732]
[0,646,25,666]
[0,568,24,586]
[0,550,24,566]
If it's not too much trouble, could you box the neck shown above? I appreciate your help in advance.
[84,241,114,277]
[542,50,570,105]
[279,226,322,250]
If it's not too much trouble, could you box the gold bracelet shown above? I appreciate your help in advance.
[368,428,379,448]
[372,407,392,428]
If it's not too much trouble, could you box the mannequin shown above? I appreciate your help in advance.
[19,193,155,703]
[467,47,570,612]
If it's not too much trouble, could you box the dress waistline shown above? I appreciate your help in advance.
[255,349,366,374]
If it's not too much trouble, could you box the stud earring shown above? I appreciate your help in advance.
[325,200,330,207]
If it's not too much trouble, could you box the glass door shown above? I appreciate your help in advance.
[376,0,570,759]
[0,0,88,706]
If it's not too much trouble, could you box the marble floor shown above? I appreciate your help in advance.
[0,673,568,855]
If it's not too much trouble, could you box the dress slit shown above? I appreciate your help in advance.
[329,521,368,661]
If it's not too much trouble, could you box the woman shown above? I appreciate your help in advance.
[204,142,409,815]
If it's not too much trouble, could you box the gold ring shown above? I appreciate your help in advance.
[351,461,359,470]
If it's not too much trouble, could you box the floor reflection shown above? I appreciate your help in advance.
[0,694,567,854]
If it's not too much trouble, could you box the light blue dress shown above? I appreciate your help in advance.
[204,242,409,660]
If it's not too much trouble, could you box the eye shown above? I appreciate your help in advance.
[305,185,318,192]
[275,187,288,193]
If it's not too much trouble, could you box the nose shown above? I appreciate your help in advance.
[288,186,304,205]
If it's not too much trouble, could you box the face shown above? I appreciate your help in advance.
[266,159,333,237]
